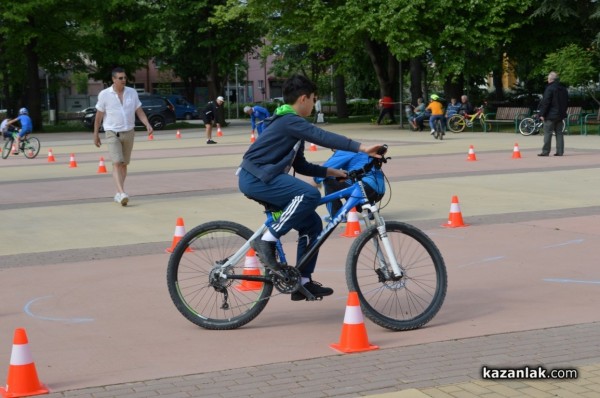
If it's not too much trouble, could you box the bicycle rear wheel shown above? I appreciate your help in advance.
[166,220,273,330]
[447,115,465,133]
[2,139,12,159]
[23,137,40,159]
[346,221,447,331]
[519,118,537,136]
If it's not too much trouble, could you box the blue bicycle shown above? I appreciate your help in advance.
[167,146,447,330]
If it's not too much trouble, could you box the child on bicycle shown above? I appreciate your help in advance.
[314,150,386,222]
[238,74,384,301]
[427,94,445,135]
[5,108,33,154]
[1,115,17,139]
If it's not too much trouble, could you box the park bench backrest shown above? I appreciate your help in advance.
[566,106,582,123]
[494,107,530,120]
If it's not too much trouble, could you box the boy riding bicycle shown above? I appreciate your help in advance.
[237,74,384,301]
[5,108,33,154]
[427,94,445,135]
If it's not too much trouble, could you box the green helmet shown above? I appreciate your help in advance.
[430,94,440,101]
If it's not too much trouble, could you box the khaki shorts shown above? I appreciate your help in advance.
[105,130,135,164]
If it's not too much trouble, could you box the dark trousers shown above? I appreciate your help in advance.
[542,120,564,155]
[238,169,322,277]
[377,108,396,124]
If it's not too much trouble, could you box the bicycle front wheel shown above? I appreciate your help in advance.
[447,115,465,133]
[166,220,273,330]
[2,139,12,159]
[346,221,447,331]
[23,137,40,159]
[519,118,537,136]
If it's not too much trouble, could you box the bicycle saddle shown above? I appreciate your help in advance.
[245,195,282,212]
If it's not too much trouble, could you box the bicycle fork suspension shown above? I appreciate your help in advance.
[361,205,403,279]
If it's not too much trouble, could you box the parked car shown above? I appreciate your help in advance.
[165,95,199,120]
[82,94,176,131]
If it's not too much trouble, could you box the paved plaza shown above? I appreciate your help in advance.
[1,120,599,397]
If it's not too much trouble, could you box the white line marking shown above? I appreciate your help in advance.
[542,239,584,248]
[24,296,94,323]
[543,278,600,285]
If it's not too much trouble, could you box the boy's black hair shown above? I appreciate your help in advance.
[282,74,317,104]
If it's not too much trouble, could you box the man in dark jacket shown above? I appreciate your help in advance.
[238,74,384,301]
[538,71,568,156]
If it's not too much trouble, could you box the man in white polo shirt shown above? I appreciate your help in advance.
[93,67,153,206]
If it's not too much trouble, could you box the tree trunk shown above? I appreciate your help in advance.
[491,51,505,102]
[24,39,42,131]
[443,74,464,102]
[364,38,395,98]
[334,72,348,118]
[409,57,423,105]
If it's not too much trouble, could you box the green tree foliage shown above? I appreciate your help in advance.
[543,44,599,106]
[0,0,89,128]
[157,0,264,101]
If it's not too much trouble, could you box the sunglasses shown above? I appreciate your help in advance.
[114,76,127,81]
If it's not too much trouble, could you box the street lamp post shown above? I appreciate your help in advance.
[235,64,239,119]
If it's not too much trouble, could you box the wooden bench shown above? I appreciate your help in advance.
[565,106,583,134]
[484,107,530,132]
[583,111,600,135]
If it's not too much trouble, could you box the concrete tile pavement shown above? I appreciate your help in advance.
[40,322,600,397]
[2,121,600,397]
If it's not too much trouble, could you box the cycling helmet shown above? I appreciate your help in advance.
[430,94,440,101]
[19,107,29,115]
[243,106,252,113]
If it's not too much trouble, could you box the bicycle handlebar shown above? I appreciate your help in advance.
[346,144,389,181]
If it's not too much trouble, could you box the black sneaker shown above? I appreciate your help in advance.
[291,279,334,301]
[250,238,280,270]
[207,139,217,144]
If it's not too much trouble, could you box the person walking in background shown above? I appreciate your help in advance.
[244,105,270,136]
[313,95,324,124]
[93,67,154,206]
[538,71,568,157]
[377,95,396,125]
[203,96,224,144]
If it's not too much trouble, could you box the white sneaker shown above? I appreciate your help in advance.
[120,193,129,206]
[430,129,435,135]
[114,193,122,203]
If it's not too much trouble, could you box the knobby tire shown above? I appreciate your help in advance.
[346,221,447,331]
[166,221,273,330]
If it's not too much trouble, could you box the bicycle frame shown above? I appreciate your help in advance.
[217,176,403,281]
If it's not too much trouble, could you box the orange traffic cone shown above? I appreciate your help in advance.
[340,208,361,238]
[330,291,379,353]
[217,127,223,137]
[68,153,78,168]
[309,142,317,152]
[512,142,522,159]
[166,217,193,253]
[250,132,256,143]
[235,248,263,291]
[0,328,49,398]
[441,195,469,228]
[176,130,182,139]
[47,148,56,162]
[97,157,107,173]
[466,145,477,161]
